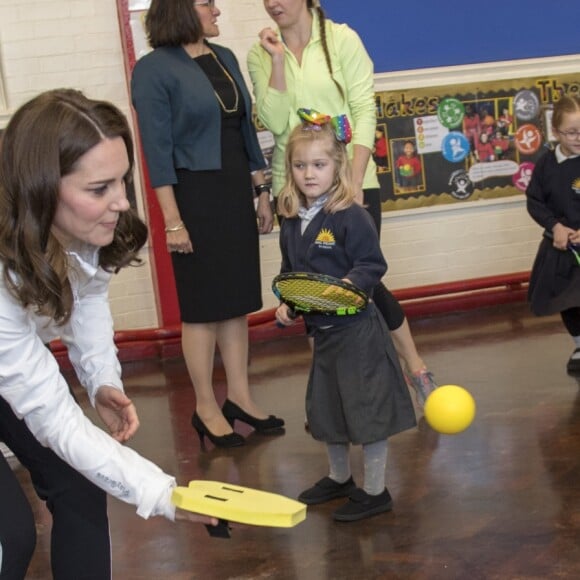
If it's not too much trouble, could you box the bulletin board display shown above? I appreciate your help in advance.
[367,72,580,212]
[119,0,580,215]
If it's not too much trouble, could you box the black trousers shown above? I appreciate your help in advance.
[0,396,111,580]
[363,188,405,331]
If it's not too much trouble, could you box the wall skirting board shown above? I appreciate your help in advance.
[51,271,530,368]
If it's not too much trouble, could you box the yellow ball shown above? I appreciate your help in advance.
[424,385,476,434]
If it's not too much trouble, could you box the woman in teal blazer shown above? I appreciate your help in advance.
[132,0,284,448]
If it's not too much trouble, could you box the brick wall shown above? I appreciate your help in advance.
[0,0,577,327]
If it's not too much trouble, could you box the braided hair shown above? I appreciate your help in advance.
[307,1,345,101]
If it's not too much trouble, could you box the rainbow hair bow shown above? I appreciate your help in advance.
[297,108,352,144]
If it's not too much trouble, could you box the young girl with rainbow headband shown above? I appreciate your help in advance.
[249,0,438,412]
[276,109,416,522]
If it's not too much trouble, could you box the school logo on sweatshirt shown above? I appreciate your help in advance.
[572,177,580,195]
[315,228,336,249]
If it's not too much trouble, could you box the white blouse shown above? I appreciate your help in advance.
[0,243,176,520]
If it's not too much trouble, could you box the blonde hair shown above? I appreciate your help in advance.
[277,123,355,218]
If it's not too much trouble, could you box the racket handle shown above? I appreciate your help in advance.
[206,519,231,539]
[275,308,297,329]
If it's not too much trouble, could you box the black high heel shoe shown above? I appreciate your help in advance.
[191,413,245,448]
[222,400,285,434]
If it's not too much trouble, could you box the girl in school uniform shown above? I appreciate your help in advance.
[249,0,437,409]
[275,110,416,522]
[526,95,580,373]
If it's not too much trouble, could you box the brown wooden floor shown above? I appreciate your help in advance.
[15,303,580,579]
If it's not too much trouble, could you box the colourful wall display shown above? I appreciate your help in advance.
[254,72,580,212]
[373,72,579,211]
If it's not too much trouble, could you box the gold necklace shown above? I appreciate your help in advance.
[208,51,239,114]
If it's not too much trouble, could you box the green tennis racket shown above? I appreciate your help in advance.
[272,272,368,316]
[569,243,580,266]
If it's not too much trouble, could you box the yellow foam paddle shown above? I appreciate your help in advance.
[172,481,307,538]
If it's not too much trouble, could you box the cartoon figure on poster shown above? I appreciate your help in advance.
[514,89,541,122]
[514,124,542,156]
[441,132,470,164]
[373,125,389,174]
[448,169,474,200]
[394,140,423,192]
[512,162,534,192]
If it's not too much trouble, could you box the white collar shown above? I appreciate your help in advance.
[297,193,329,221]
[555,143,580,163]
[66,241,100,278]
[298,194,329,235]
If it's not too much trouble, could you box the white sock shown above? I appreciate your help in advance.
[326,443,351,483]
[363,439,388,496]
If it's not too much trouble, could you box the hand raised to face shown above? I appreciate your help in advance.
[258,27,285,58]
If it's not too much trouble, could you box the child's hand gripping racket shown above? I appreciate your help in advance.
[172,480,307,539]
[272,272,369,324]
[543,230,580,265]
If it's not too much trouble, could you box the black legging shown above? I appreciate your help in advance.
[561,307,580,337]
[363,188,406,331]
[0,395,111,580]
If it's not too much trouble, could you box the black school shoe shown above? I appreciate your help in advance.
[332,488,393,522]
[298,476,356,505]
[567,348,580,374]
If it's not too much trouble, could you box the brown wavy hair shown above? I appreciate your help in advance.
[0,89,148,324]
[277,122,355,218]
[307,1,345,100]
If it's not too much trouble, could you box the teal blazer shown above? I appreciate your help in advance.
[131,43,266,188]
